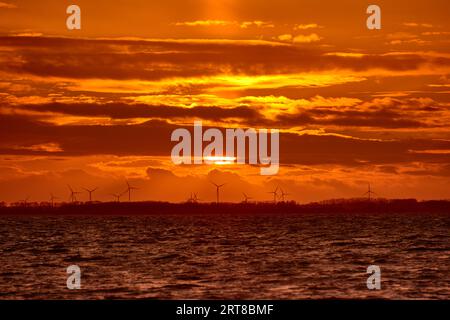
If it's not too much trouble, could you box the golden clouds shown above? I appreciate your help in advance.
[175,20,275,29]
[175,20,236,27]
[14,143,63,153]
[293,33,322,43]
[294,23,322,30]
[403,22,433,28]
[0,2,16,9]
[276,33,323,44]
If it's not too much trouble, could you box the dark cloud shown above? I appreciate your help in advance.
[1,36,449,80]
[274,108,429,129]
[10,95,449,130]
[403,164,450,177]
[13,102,261,121]
[1,114,449,167]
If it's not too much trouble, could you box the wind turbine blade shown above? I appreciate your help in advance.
[210,181,219,187]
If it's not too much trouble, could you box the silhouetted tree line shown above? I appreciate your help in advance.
[0,198,449,215]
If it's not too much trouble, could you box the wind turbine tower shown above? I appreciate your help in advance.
[364,183,377,201]
[280,188,290,202]
[124,181,138,202]
[211,181,226,204]
[83,187,98,202]
[110,192,125,203]
[242,193,253,203]
[68,185,82,203]
[268,187,279,204]
[50,193,59,207]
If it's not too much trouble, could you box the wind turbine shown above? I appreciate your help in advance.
[49,193,59,207]
[124,181,138,202]
[363,183,377,201]
[83,187,98,202]
[187,193,195,203]
[211,181,226,204]
[280,188,290,202]
[268,186,279,203]
[242,193,253,203]
[110,192,125,203]
[193,193,201,203]
[68,185,82,203]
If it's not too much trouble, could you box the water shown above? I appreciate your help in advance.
[0,213,449,299]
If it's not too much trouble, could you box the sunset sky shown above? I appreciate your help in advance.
[0,0,449,203]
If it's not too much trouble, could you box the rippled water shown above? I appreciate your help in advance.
[0,213,449,299]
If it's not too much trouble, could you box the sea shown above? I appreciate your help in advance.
[0,213,449,299]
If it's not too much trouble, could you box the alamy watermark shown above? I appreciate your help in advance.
[366,5,381,30]
[66,5,81,30]
[171,121,280,175]
[66,265,81,290]
[367,265,381,290]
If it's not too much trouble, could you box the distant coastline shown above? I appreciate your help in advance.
[1,198,449,215]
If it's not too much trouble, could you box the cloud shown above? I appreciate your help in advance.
[408,149,450,155]
[0,2,16,9]
[267,96,450,130]
[286,97,449,129]
[1,36,449,85]
[275,109,427,129]
[294,23,322,30]
[14,143,63,153]
[174,20,274,29]
[4,95,449,133]
[422,31,450,36]
[239,21,274,29]
[11,32,43,37]
[293,33,322,43]
[1,113,450,168]
[175,20,236,27]
[276,34,293,42]
[15,102,258,119]
[387,39,429,46]
[386,32,417,40]
[403,22,433,28]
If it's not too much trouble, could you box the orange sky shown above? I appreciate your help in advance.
[0,0,449,203]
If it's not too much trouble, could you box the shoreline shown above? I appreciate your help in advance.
[1,199,450,216]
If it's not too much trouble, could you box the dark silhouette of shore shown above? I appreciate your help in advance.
[1,198,449,215]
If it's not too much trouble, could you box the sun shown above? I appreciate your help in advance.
[203,156,236,165]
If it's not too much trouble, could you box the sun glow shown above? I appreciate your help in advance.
[203,156,237,165]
